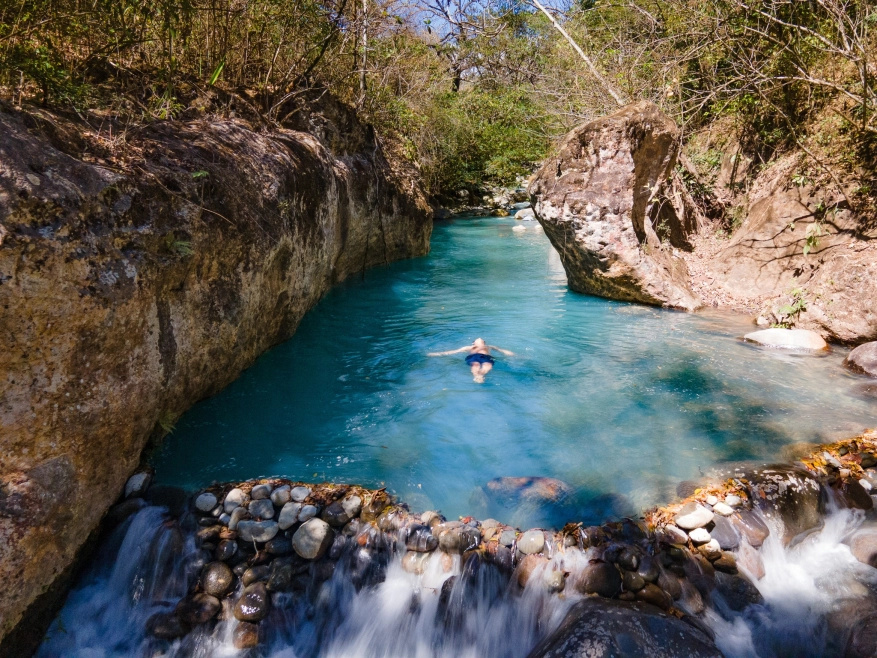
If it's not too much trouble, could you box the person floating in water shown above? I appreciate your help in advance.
[428,338,514,383]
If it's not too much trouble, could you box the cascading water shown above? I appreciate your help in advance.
[39,489,877,658]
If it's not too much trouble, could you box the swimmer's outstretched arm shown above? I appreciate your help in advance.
[489,345,515,356]
[428,346,472,356]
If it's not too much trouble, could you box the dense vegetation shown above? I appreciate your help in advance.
[2,0,875,202]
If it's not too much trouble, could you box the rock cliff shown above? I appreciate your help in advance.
[0,100,431,649]
[529,101,701,311]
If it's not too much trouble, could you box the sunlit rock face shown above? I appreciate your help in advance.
[0,101,431,649]
[529,101,701,311]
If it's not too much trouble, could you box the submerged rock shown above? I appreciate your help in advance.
[484,477,572,505]
[529,101,700,311]
[849,527,877,568]
[125,472,152,499]
[147,611,190,640]
[526,598,722,658]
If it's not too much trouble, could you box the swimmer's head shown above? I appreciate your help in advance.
[473,338,486,347]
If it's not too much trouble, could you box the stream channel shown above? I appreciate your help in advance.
[38,216,877,657]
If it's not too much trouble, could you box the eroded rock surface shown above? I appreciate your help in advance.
[529,101,701,311]
[0,101,430,647]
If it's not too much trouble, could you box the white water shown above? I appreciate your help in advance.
[39,501,877,658]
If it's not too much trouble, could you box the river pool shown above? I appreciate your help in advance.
[152,216,874,528]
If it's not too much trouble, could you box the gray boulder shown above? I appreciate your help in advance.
[526,598,722,658]
[529,101,700,311]
[292,518,334,560]
[844,342,877,377]
[746,465,824,544]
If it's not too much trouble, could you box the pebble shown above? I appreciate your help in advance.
[709,515,740,550]
[516,554,548,588]
[543,568,566,593]
[290,486,311,503]
[862,479,873,492]
[405,525,439,552]
[323,496,362,527]
[724,495,742,507]
[576,561,621,598]
[233,621,260,650]
[823,451,842,469]
[636,555,659,583]
[517,530,545,555]
[622,570,645,592]
[266,537,292,555]
[420,511,443,527]
[215,539,237,562]
[219,513,231,526]
[176,593,221,625]
[228,507,249,531]
[234,583,270,622]
[195,492,217,512]
[201,561,234,597]
[298,504,318,523]
[635,582,671,610]
[688,528,711,544]
[249,499,274,519]
[713,502,734,516]
[242,565,270,586]
[225,488,247,513]
[237,520,279,543]
[278,502,302,530]
[674,502,714,530]
[147,612,189,640]
[713,552,738,574]
[271,486,291,506]
[125,472,152,498]
[705,495,718,506]
[292,518,334,560]
[658,524,688,545]
[617,548,639,571]
[402,551,429,574]
[499,529,517,547]
[251,484,272,500]
[697,539,722,560]
[849,528,877,568]
[482,518,500,529]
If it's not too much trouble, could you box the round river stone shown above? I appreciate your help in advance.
[674,503,714,530]
[237,520,279,543]
[201,561,234,597]
[234,582,270,622]
[517,529,545,555]
[292,518,334,559]
[195,492,217,512]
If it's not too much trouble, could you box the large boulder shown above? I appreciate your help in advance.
[526,598,722,658]
[529,101,701,311]
[745,465,824,544]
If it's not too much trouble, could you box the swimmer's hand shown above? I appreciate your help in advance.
[490,346,515,356]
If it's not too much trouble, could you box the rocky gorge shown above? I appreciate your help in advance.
[0,95,431,653]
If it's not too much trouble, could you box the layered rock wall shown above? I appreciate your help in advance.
[0,103,431,646]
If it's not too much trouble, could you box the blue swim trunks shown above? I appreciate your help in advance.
[465,353,495,365]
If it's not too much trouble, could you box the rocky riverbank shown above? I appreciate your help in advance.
[80,430,877,657]
[528,101,877,346]
[0,94,431,653]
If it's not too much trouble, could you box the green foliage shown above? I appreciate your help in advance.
[774,288,807,328]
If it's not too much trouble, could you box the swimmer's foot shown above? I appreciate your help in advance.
[473,374,485,384]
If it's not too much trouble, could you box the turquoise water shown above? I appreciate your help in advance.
[153,217,875,528]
